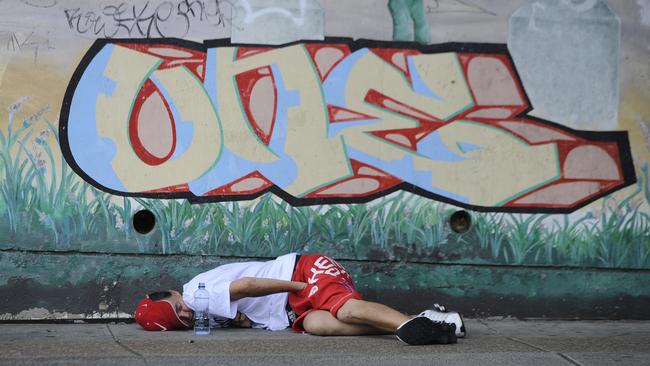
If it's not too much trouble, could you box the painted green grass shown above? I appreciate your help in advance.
[0,101,159,252]
[1,102,649,268]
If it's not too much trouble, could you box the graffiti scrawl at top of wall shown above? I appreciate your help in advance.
[59,38,635,213]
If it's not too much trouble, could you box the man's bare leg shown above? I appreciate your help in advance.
[335,299,410,332]
[302,310,388,336]
[334,299,457,345]
[302,300,457,345]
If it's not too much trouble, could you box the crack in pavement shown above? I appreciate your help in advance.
[507,336,582,366]
[476,319,499,335]
[106,324,149,366]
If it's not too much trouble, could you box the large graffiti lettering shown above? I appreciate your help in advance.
[59,39,635,212]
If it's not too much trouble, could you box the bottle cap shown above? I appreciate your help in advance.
[198,282,205,288]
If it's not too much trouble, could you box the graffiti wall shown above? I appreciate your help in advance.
[62,39,634,211]
[1,0,649,319]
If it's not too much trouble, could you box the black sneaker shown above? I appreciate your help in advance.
[419,303,467,338]
[396,317,457,345]
[430,320,457,345]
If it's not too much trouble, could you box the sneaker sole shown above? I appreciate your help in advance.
[397,318,456,345]
[445,324,458,344]
[433,322,457,345]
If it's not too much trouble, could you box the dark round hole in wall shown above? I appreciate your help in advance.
[449,210,472,234]
[133,209,156,234]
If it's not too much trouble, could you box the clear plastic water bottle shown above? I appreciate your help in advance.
[193,282,210,335]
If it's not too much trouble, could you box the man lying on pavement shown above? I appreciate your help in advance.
[134,253,466,345]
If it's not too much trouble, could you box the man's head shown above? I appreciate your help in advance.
[134,290,194,331]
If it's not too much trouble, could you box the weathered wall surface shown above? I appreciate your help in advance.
[1,0,649,320]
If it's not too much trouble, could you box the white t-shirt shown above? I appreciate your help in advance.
[182,253,297,331]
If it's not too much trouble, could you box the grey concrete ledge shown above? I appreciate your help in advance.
[1,320,649,365]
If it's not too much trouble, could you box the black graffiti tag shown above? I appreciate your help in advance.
[63,0,229,39]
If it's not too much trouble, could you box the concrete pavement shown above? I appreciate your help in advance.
[1,319,649,365]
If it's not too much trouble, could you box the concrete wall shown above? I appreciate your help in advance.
[1,0,649,320]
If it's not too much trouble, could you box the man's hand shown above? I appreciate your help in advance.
[229,277,307,301]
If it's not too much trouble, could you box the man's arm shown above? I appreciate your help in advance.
[229,277,307,301]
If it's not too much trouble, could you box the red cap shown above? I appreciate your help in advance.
[134,297,191,331]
